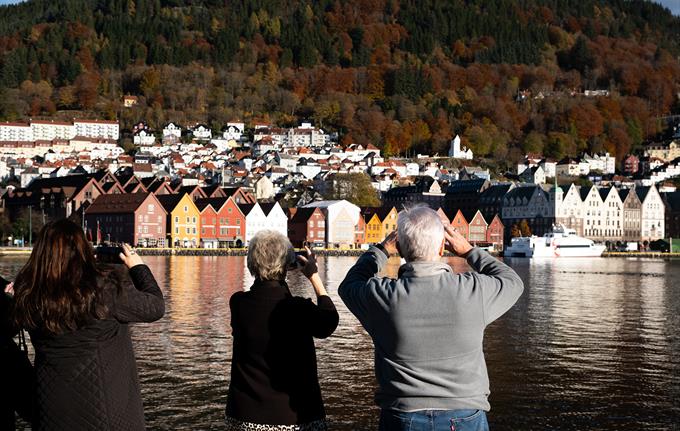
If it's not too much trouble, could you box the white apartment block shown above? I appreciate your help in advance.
[583,153,616,174]
[0,122,33,141]
[31,120,75,140]
[74,119,120,140]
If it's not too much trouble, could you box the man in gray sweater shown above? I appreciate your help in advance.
[338,206,524,431]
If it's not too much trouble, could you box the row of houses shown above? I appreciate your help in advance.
[384,177,671,243]
[83,190,506,250]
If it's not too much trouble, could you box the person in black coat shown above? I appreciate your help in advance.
[226,230,339,431]
[1,276,33,431]
[12,219,165,431]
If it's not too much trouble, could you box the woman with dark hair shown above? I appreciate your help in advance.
[12,219,165,431]
[226,230,339,431]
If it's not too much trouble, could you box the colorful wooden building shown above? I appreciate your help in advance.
[287,207,326,248]
[157,193,201,247]
[85,192,167,247]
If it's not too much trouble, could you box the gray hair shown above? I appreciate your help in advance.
[247,230,296,280]
[397,205,445,262]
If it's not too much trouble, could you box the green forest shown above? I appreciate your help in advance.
[0,0,679,167]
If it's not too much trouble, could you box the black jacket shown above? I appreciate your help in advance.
[226,279,339,425]
[28,264,164,431]
[1,276,29,431]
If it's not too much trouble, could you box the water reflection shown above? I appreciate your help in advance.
[1,255,678,430]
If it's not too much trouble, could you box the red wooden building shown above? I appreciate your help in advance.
[287,207,326,248]
[486,214,505,251]
[450,209,470,240]
[85,192,167,247]
[195,196,245,247]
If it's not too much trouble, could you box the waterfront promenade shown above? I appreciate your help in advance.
[4,247,680,258]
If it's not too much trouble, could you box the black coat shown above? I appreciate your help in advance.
[28,264,164,431]
[226,279,339,425]
[1,276,30,431]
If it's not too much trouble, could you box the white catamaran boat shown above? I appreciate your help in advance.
[504,225,606,258]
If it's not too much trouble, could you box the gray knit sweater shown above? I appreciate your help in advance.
[338,247,524,412]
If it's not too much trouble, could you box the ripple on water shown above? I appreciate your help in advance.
[1,255,679,430]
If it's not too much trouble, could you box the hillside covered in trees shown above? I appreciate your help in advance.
[0,0,679,168]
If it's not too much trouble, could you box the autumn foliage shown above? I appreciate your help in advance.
[0,0,679,168]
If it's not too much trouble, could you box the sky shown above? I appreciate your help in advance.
[0,0,677,14]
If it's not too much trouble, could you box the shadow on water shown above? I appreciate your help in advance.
[2,255,679,430]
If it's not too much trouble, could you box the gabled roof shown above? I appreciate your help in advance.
[598,187,610,201]
[579,186,592,201]
[446,178,489,195]
[635,186,652,202]
[86,193,157,215]
[195,197,229,212]
[480,183,513,201]
[504,185,537,202]
[259,202,281,216]
[237,203,257,216]
[289,207,321,223]
[156,193,188,212]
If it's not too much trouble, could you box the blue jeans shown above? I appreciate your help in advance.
[379,409,489,431]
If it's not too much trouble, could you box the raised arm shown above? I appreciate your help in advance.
[445,225,523,325]
[112,244,165,323]
[297,248,339,338]
[465,248,524,324]
[337,232,394,323]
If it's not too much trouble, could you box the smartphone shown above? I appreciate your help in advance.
[95,244,124,265]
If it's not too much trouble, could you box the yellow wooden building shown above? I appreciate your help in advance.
[363,210,384,243]
[157,193,201,247]
[361,206,398,243]
[379,206,398,238]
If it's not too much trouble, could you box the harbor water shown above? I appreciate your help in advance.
[2,255,679,430]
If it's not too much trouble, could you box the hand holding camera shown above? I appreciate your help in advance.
[296,247,318,279]
[118,243,144,269]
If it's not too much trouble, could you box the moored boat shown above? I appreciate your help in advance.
[504,225,606,258]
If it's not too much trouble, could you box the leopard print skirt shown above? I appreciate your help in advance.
[225,416,328,431]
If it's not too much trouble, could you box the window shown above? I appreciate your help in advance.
[192,228,196,234]
[184,206,188,212]
[143,226,148,234]
[237,219,241,225]
[138,214,143,221]
[186,217,190,223]
[148,204,155,212]
[158,226,162,234]
[193,217,196,223]
[186,227,190,234]
[175,216,179,223]
[175,227,179,234]
[158,216,162,223]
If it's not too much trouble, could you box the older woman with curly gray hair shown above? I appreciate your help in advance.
[226,230,339,431]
